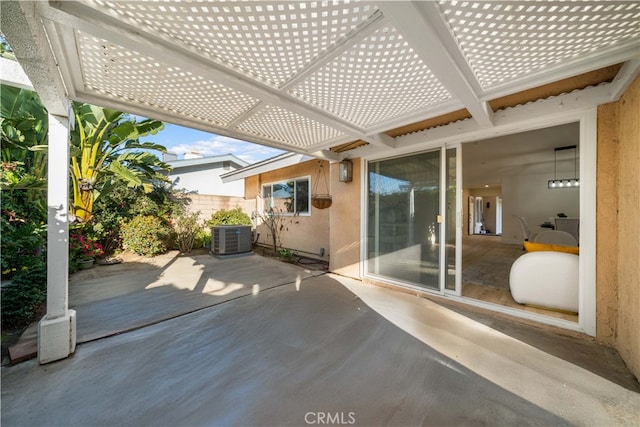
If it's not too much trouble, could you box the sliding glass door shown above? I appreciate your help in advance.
[366,150,443,290]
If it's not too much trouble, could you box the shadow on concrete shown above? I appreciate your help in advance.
[7,251,323,362]
[1,275,569,427]
[70,252,322,343]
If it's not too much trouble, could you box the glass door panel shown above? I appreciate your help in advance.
[445,148,457,291]
[367,150,441,290]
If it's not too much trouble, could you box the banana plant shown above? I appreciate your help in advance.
[0,85,49,190]
[70,102,169,223]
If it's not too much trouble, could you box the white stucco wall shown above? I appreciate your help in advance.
[169,163,245,197]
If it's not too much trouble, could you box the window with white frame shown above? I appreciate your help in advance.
[261,177,310,215]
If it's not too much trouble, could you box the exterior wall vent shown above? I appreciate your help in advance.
[211,225,252,255]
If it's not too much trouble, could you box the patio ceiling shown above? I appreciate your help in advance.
[2,1,640,160]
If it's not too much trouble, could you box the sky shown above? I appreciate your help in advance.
[141,124,285,165]
[2,33,284,166]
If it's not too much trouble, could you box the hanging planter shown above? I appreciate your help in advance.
[311,195,332,209]
[311,162,332,209]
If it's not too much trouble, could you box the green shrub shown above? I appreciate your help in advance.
[121,215,171,256]
[278,248,297,262]
[207,207,251,227]
[1,188,47,279]
[1,261,47,328]
[88,184,140,254]
[193,228,211,249]
[173,211,201,253]
[89,183,190,255]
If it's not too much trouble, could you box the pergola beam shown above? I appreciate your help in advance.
[377,1,494,128]
[44,1,396,152]
[609,58,640,101]
[356,82,616,160]
[0,1,68,116]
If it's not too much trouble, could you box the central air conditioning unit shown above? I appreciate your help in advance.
[211,225,252,255]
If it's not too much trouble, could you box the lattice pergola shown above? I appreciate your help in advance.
[2,1,640,158]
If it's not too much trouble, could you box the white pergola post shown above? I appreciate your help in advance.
[38,112,77,364]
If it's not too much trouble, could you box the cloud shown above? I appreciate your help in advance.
[168,135,285,164]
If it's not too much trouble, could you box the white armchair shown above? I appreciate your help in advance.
[516,216,536,241]
[534,230,578,246]
[509,251,579,312]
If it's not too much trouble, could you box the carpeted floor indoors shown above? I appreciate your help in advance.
[462,235,523,290]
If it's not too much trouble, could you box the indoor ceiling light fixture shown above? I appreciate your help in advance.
[548,145,579,189]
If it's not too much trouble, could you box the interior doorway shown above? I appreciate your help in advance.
[474,197,484,234]
[469,194,502,236]
[496,197,503,235]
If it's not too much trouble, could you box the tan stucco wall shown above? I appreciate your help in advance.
[329,158,362,278]
[597,74,640,379]
[244,160,330,260]
[596,101,620,342]
[185,193,250,225]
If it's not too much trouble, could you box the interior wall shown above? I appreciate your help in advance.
[501,173,579,244]
[597,75,640,379]
[469,187,502,198]
[329,158,361,278]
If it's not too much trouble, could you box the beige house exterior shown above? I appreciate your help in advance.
[596,75,640,378]
[244,159,331,261]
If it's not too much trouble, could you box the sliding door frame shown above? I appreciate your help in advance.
[359,108,597,336]
[444,143,463,297]
[362,147,446,294]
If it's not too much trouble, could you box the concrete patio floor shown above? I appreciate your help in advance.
[1,252,638,426]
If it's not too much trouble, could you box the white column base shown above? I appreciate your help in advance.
[38,309,77,364]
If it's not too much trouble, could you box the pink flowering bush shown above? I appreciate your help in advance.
[70,233,104,261]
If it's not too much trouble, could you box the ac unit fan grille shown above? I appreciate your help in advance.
[212,226,252,255]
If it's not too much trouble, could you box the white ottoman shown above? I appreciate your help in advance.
[509,251,579,312]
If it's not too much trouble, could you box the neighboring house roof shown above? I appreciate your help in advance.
[166,154,249,171]
[165,153,247,197]
[221,153,313,183]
